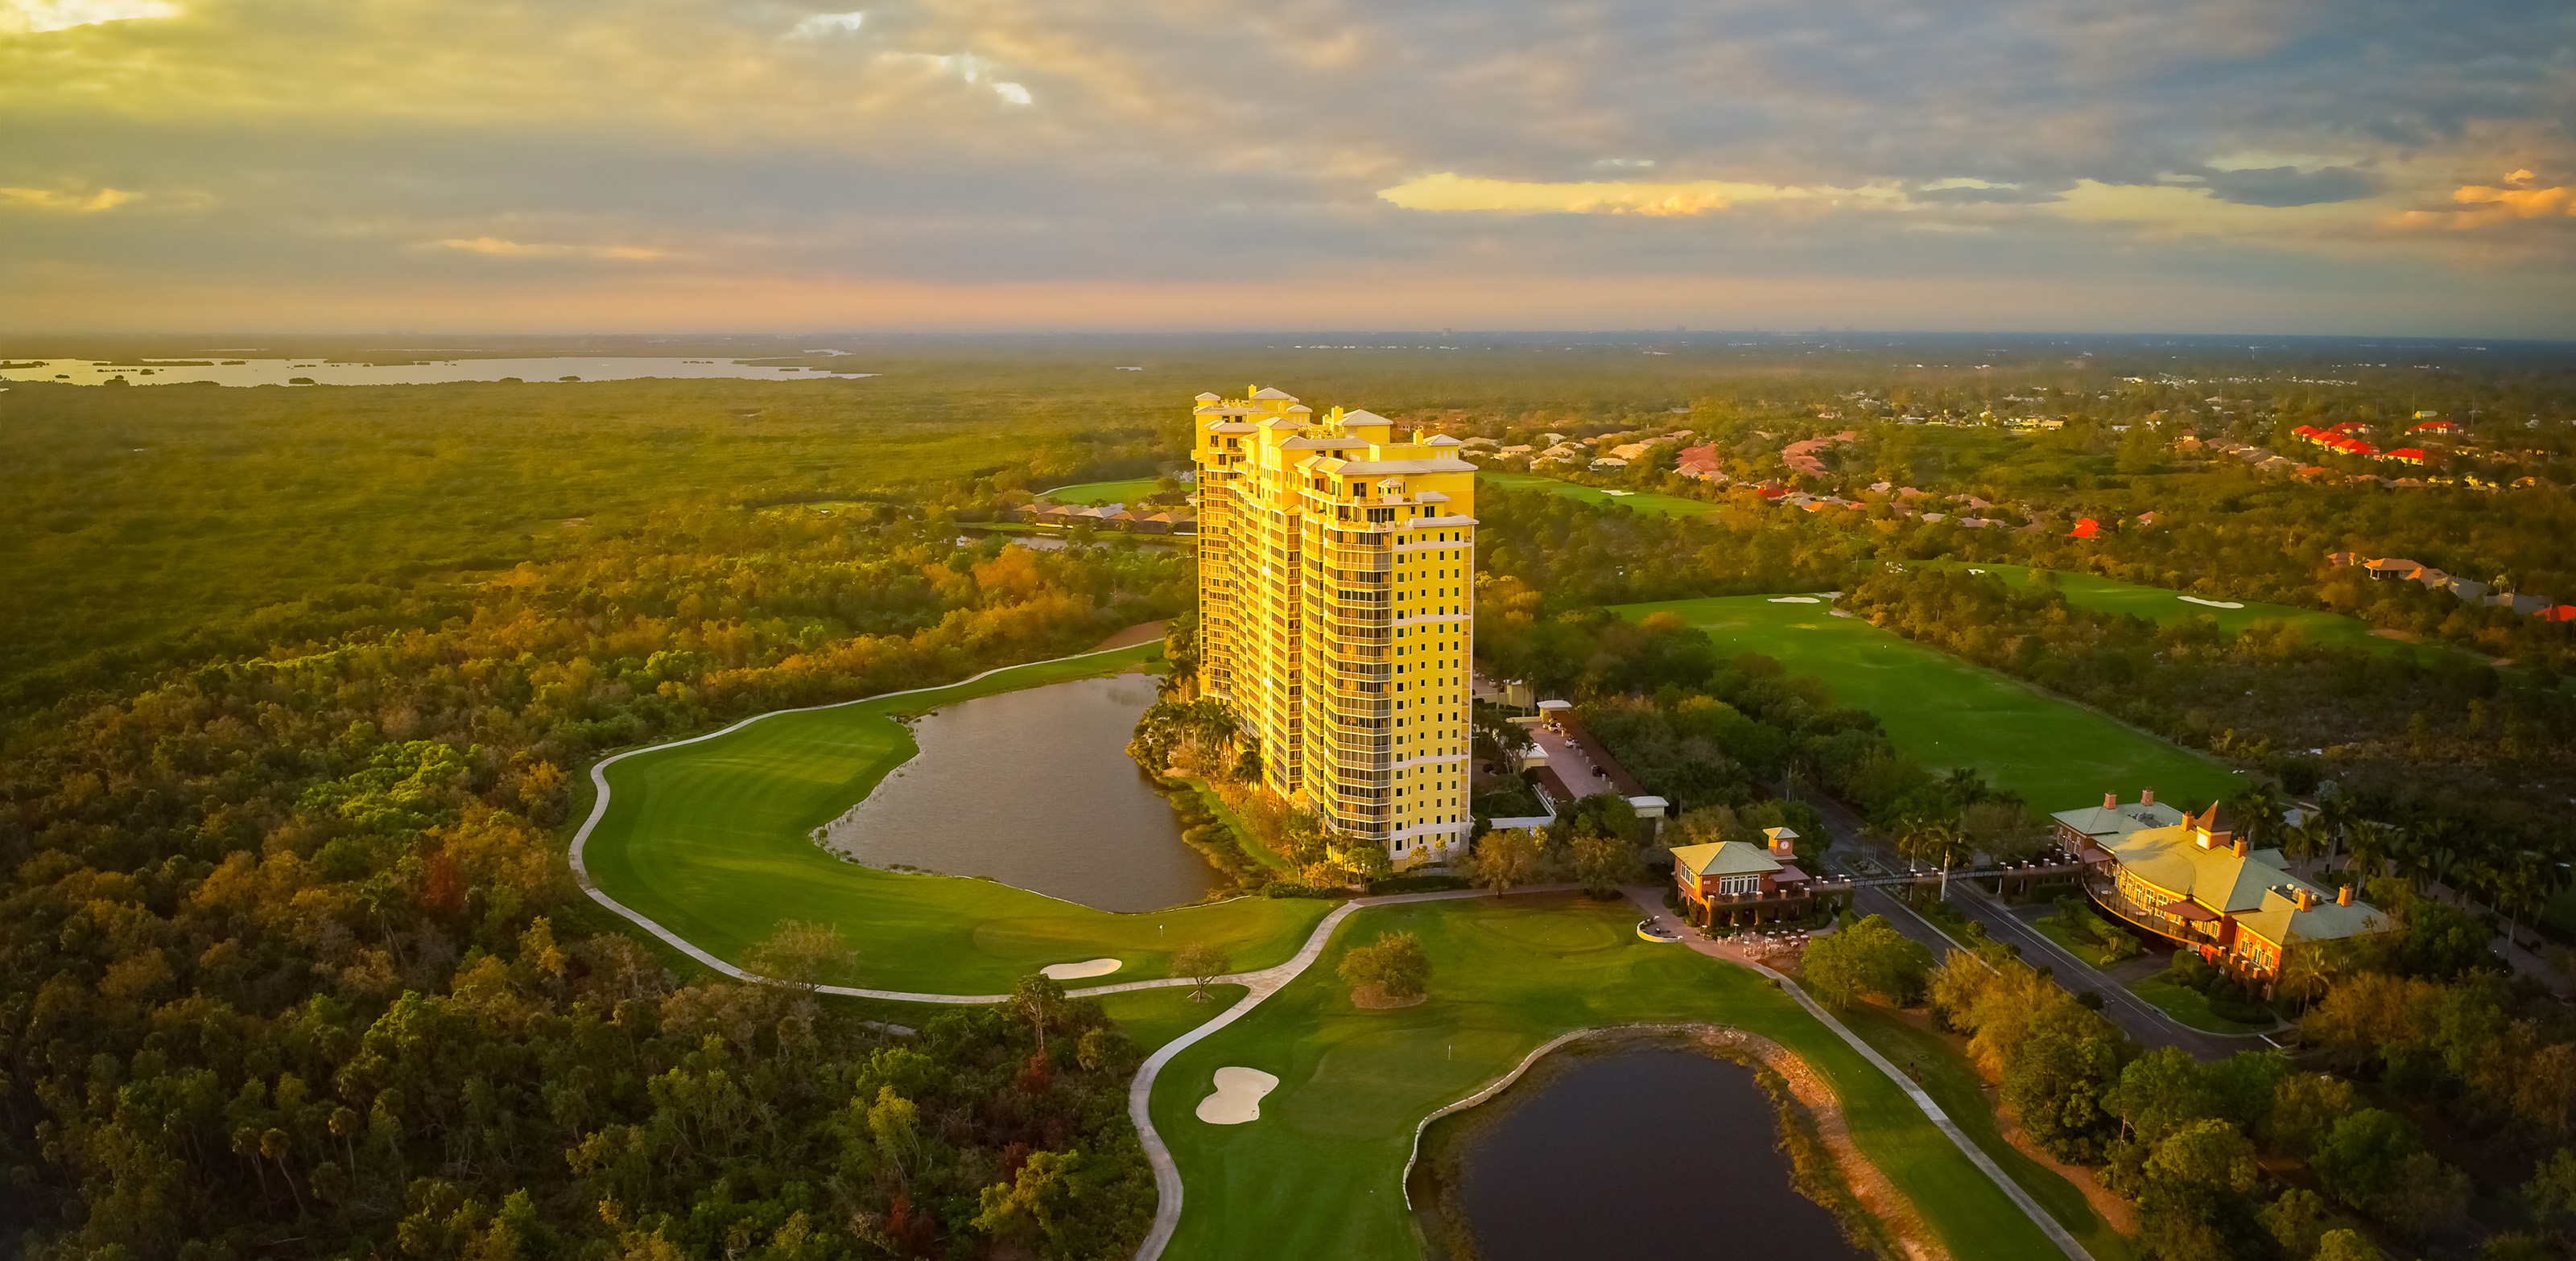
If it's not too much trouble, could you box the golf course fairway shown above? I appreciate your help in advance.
[575,641,1330,995]
[1150,892,2097,1261]
[1476,469,1718,519]
[1613,594,2244,810]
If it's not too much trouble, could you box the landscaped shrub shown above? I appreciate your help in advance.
[1367,873,1471,896]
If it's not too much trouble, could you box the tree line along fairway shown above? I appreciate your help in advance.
[1150,893,2095,1261]
[1612,595,2245,811]
[574,642,1331,994]
[1923,561,2417,657]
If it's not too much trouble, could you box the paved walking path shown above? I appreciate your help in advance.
[1625,888,2095,1261]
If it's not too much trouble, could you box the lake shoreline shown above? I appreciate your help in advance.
[1406,1026,1916,1261]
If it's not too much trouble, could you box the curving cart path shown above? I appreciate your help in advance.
[564,646,2085,1261]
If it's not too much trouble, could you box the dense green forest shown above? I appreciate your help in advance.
[0,492,1188,1258]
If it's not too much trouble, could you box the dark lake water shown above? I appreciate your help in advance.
[1453,1047,1871,1261]
[822,674,1223,913]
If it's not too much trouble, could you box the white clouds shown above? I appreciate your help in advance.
[0,0,176,34]
[883,51,1033,105]
[0,184,134,210]
[1,0,2570,332]
[421,237,666,261]
[788,11,863,39]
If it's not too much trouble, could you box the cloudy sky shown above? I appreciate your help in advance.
[2,0,2571,335]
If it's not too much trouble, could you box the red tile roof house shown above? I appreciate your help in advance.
[1672,827,1821,929]
[2068,517,2103,539]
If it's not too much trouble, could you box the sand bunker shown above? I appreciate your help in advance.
[1040,958,1122,981]
[1196,1067,1279,1124]
[1769,595,1820,604]
[2178,595,2246,609]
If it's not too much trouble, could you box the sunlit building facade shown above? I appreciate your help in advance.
[1191,386,1478,868]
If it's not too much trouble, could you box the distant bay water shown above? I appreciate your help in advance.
[0,356,876,387]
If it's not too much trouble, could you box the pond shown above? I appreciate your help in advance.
[1439,1046,1871,1261]
[0,356,877,387]
[821,673,1223,913]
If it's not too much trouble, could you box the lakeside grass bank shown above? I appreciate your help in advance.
[576,642,1331,994]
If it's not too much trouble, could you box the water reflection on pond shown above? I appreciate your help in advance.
[1451,1048,1870,1261]
[823,673,1221,913]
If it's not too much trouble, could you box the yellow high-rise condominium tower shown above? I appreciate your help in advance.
[1191,385,1478,870]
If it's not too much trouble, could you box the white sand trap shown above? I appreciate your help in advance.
[1040,958,1122,981]
[2178,595,2246,609]
[1769,595,1820,604]
[1196,1067,1279,1124]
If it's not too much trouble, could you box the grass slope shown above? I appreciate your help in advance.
[1834,1004,2135,1261]
[1612,594,2244,810]
[1475,469,1717,518]
[578,643,1330,994]
[1933,562,2408,656]
[1152,893,2078,1261]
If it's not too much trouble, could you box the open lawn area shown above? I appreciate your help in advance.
[1150,892,2084,1261]
[1476,469,1717,519]
[1930,562,2413,657]
[2127,979,2274,1035]
[1611,594,2245,811]
[1041,476,1166,505]
[576,642,1331,995]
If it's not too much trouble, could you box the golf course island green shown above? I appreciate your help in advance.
[572,641,1328,995]
[1612,593,2244,810]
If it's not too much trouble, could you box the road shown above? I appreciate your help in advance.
[1801,793,2278,1059]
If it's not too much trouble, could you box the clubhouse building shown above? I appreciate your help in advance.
[2056,793,2388,992]
[1671,827,1818,927]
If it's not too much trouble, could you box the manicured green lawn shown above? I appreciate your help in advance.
[1041,476,1165,505]
[1612,594,2245,811]
[1476,469,1716,518]
[1106,984,1253,1052]
[578,643,1331,994]
[1152,893,2079,1261]
[1172,774,1294,873]
[1934,563,2408,657]
[2031,917,2140,970]
[2127,979,2273,1035]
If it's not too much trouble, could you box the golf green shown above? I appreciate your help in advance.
[1042,476,1166,505]
[1932,563,2407,656]
[1476,469,1717,518]
[576,643,1330,995]
[1151,893,2090,1260]
[1612,595,2244,812]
